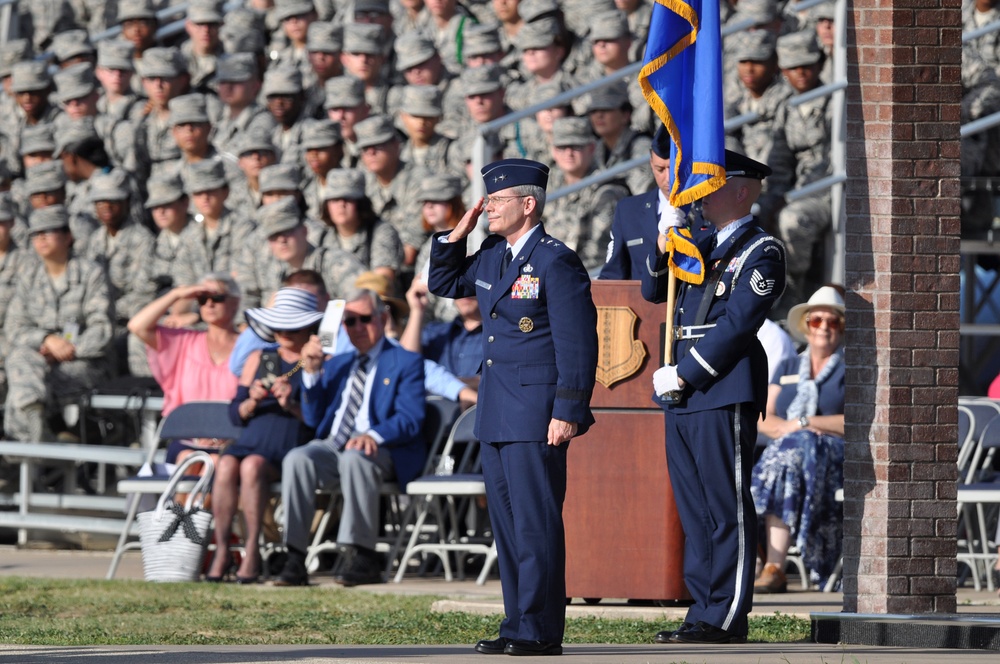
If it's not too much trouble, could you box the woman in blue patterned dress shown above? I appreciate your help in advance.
[752,285,846,593]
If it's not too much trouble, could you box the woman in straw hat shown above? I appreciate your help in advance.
[751,284,846,594]
[205,287,323,583]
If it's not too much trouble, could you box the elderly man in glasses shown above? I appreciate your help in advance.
[429,158,599,657]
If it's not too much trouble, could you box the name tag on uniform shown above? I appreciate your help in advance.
[779,374,800,385]
[626,238,644,247]
[476,279,492,291]
[511,275,540,299]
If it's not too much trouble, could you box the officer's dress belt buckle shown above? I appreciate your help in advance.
[673,323,716,341]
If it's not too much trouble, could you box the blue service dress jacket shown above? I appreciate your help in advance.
[598,189,660,280]
[300,339,427,488]
[642,222,786,414]
[427,227,599,442]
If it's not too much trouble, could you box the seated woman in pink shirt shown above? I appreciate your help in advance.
[128,272,242,463]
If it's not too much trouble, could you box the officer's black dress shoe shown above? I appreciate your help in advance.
[337,546,385,587]
[654,622,693,644]
[272,555,309,587]
[672,621,746,644]
[474,636,512,654]
[504,639,563,656]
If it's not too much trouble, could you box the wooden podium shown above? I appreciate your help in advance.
[564,280,690,602]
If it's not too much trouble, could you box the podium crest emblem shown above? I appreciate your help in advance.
[595,306,646,389]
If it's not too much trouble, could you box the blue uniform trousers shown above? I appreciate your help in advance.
[480,439,568,644]
[665,403,757,637]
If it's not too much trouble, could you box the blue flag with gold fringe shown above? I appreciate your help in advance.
[664,226,705,284]
[639,0,726,207]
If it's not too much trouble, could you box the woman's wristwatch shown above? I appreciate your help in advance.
[798,416,810,429]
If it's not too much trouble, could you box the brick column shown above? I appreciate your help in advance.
[843,0,961,614]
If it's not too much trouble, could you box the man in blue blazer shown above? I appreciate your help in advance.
[643,150,786,645]
[273,289,426,587]
[429,158,598,657]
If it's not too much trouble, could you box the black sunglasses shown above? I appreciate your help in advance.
[343,314,374,327]
[197,293,229,305]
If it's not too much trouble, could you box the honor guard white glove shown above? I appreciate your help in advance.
[653,364,681,396]
[657,205,686,235]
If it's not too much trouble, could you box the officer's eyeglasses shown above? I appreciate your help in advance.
[197,293,229,305]
[806,315,842,331]
[484,195,525,207]
[343,314,375,327]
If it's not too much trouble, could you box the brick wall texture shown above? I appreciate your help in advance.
[844,0,962,614]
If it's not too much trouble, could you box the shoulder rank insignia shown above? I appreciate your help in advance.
[749,269,776,296]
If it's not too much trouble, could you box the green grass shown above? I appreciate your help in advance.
[0,578,810,645]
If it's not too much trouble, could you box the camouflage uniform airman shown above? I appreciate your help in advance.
[212,54,277,160]
[0,195,28,404]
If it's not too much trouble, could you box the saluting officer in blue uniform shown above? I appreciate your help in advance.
[429,158,599,657]
[643,150,786,645]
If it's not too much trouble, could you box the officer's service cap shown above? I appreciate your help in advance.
[401,85,443,117]
[169,93,211,125]
[323,75,365,109]
[29,205,70,234]
[25,162,66,196]
[0,39,31,78]
[725,149,771,180]
[519,0,559,23]
[301,119,342,149]
[54,63,97,103]
[183,158,228,194]
[417,174,463,202]
[118,0,158,23]
[138,47,186,78]
[11,61,50,93]
[777,30,823,69]
[590,10,630,41]
[354,115,398,149]
[97,40,134,70]
[343,23,384,55]
[145,173,186,208]
[20,125,56,156]
[215,53,257,82]
[52,30,95,63]
[188,0,224,24]
[53,118,100,158]
[89,169,130,202]
[552,117,595,147]
[651,125,670,158]
[461,63,503,96]
[586,80,628,112]
[482,158,549,194]
[322,168,367,200]
[463,25,502,58]
[274,0,315,22]
[258,163,300,193]
[733,30,776,62]
[395,32,437,71]
[236,128,277,156]
[257,197,303,237]
[307,21,343,53]
[263,65,303,96]
[0,193,14,222]
[516,18,560,50]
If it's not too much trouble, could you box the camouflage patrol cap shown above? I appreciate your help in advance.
[733,30,777,62]
[586,80,629,112]
[401,85,443,118]
[97,40,135,70]
[183,158,229,193]
[395,31,437,71]
[323,76,366,108]
[463,25,503,58]
[732,0,778,26]
[551,116,595,147]
[461,63,503,96]
[29,205,70,234]
[307,21,343,53]
[236,128,277,157]
[257,196,303,237]
[355,0,390,14]
[138,47,187,78]
[25,161,67,196]
[53,118,100,158]
[89,169,130,202]
[777,30,823,69]
[322,168,367,200]
[354,115,398,149]
[52,30,95,63]
[529,78,572,107]
[301,119,343,149]
[11,61,50,93]
[169,93,211,125]
[810,2,835,21]
[222,22,266,54]
[19,125,57,156]
[188,0,224,24]
[262,64,303,96]
[417,173,463,202]
[0,39,31,78]
[118,0,158,22]
[589,10,630,41]
[54,62,97,103]
[343,23,384,55]
[0,192,14,222]
[274,0,316,21]
[259,163,301,193]
[515,18,560,50]
[215,53,257,82]
[144,173,187,208]
[518,0,559,23]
